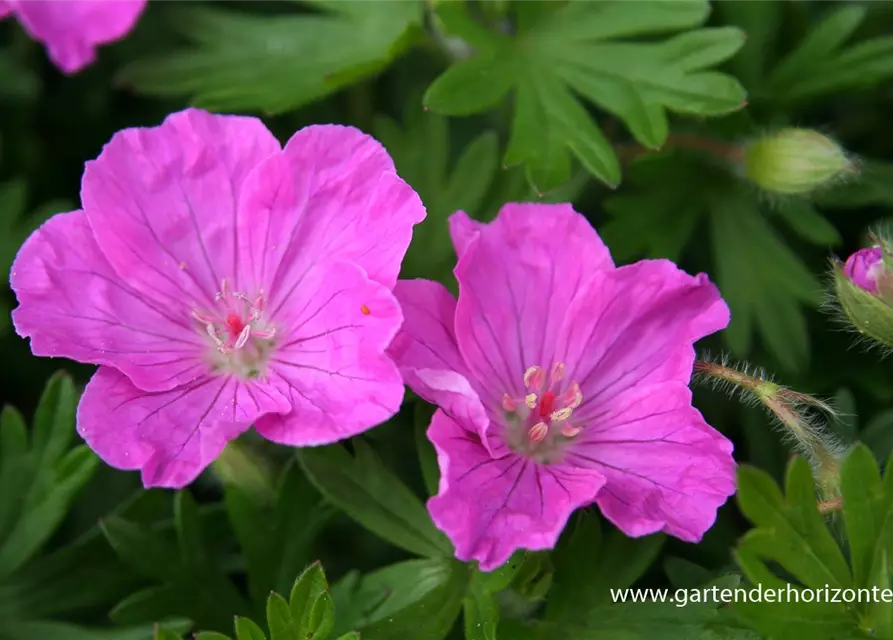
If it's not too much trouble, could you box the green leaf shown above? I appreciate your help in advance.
[225,460,332,604]
[772,199,841,246]
[234,617,267,640]
[463,579,498,640]
[861,409,893,463]
[156,627,184,640]
[119,2,423,113]
[0,375,96,579]
[375,108,499,282]
[289,563,328,635]
[298,440,452,558]
[307,592,335,639]
[475,551,526,594]
[663,556,714,589]
[266,592,297,640]
[735,460,852,590]
[333,634,360,640]
[331,559,468,638]
[531,576,759,639]
[547,512,664,619]
[195,633,232,640]
[101,516,181,583]
[709,187,821,372]
[426,1,745,189]
[841,444,885,588]
[413,403,440,497]
[819,159,893,209]
[763,6,893,103]
[0,620,190,640]
[174,491,211,573]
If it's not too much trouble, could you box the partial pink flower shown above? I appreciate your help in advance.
[389,203,736,570]
[1,0,146,74]
[843,247,884,294]
[11,108,425,487]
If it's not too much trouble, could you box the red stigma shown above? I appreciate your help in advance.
[538,391,555,418]
[225,312,245,336]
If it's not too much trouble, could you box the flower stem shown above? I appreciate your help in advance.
[618,133,745,164]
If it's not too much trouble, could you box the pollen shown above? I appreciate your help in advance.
[191,279,278,378]
[502,361,585,458]
[361,304,371,315]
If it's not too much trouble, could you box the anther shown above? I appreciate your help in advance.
[502,394,517,412]
[525,393,538,409]
[528,422,548,442]
[551,407,573,422]
[560,425,582,438]
[524,366,545,390]
[233,325,252,349]
[551,362,565,382]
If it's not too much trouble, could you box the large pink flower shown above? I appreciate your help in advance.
[0,0,146,74]
[11,108,425,487]
[389,203,736,570]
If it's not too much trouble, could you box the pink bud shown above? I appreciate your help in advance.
[843,247,884,294]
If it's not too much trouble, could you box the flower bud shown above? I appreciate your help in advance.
[843,247,884,294]
[833,258,893,350]
[743,128,854,195]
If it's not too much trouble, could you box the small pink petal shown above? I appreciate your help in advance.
[427,410,606,571]
[255,261,404,446]
[77,366,290,488]
[10,0,147,74]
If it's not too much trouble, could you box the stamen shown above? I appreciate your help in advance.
[233,325,252,349]
[559,383,583,410]
[216,278,229,301]
[551,362,565,382]
[252,327,276,339]
[205,324,226,352]
[502,394,517,412]
[551,407,573,422]
[525,393,538,409]
[524,366,545,390]
[192,310,215,324]
[560,424,582,438]
[528,422,548,442]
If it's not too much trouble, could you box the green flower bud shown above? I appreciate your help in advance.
[744,128,854,195]
[833,261,893,350]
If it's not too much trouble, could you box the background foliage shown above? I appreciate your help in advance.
[3,1,893,639]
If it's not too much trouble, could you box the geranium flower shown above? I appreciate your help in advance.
[11,108,425,487]
[389,203,736,570]
[0,0,147,74]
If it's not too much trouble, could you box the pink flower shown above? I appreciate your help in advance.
[389,203,736,570]
[0,0,146,74]
[11,108,425,487]
[843,247,884,294]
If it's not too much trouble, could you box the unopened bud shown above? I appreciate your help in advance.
[832,256,893,350]
[843,247,885,294]
[744,128,854,195]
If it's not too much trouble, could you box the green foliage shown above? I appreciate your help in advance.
[425,0,745,190]
[375,107,499,282]
[298,439,452,558]
[732,447,893,638]
[603,150,835,372]
[119,2,423,113]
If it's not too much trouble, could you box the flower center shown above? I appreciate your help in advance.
[191,279,277,379]
[502,362,583,462]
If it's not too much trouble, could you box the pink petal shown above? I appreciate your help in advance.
[82,109,281,309]
[389,279,489,433]
[555,259,729,418]
[236,125,425,295]
[453,203,613,406]
[0,2,12,20]
[255,261,404,446]
[566,382,736,541]
[77,366,290,488]
[10,0,146,74]
[10,211,204,391]
[427,409,606,571]
[448,210,484,259]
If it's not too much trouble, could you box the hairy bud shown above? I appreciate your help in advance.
[743,128,854,196]
[832,242,893,351]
